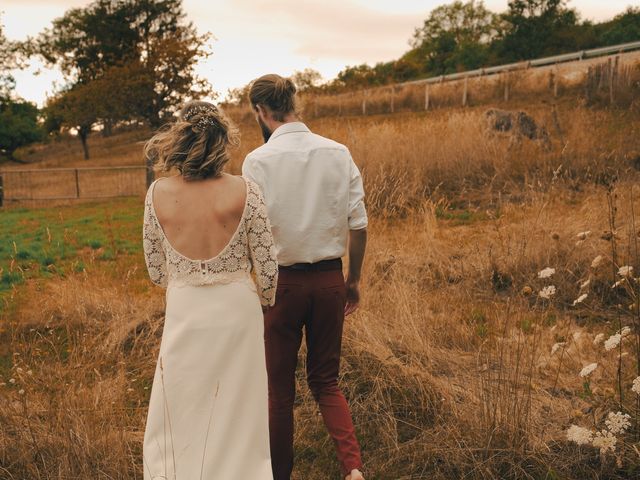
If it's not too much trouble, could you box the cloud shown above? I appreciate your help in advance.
[228,0,423,63]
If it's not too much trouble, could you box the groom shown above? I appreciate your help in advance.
[242,74,368,480]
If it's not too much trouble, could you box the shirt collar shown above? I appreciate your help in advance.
[268,121,310,142]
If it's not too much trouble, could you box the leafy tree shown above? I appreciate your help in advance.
[35,0,211,128]
[291,68,323,92]
[496,0,579,61]
[0,100,43,161]
[44,83,99,160]
[599,7,640,46]
[0,16,17,98]
[410,0,498,74]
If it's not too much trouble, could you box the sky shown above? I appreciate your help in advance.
[1,0,636,106]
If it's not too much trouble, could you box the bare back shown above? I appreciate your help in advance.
[151,174,247,261]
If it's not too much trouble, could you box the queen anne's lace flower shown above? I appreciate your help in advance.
[538,267,556,279]
[567,425,593,445]
[632,376,640,395]
[618,326,631,338]
[539,285,556,299]
[551,342,566,355]
[605,412,631,435]
[572,293,588,306]
[604,334,621,351]
[591,255,603,269]
[593,333,605,345]
[592,430,616,455]
[618,265,633,277]
[576,231,591,240]
[579,363,597,378]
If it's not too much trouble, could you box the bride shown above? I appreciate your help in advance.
[141,101,278,479]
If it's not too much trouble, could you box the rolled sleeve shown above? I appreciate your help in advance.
[347,157,368,230]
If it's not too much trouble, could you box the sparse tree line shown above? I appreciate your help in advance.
[297,0,640,94]
[1,0,639,161]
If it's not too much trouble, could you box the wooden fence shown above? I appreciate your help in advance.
[0,165,153,206]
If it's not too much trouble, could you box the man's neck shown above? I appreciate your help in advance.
[268,113,300,133]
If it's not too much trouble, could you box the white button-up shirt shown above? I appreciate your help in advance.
[242,122,368,266]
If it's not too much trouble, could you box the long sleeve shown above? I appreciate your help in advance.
[143,187,168,288]
[347,154,368,230]
[246,182,278,306]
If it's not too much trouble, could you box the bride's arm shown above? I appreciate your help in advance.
[142,189,168,288]
[247,182,278,307]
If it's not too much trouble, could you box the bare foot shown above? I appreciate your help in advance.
[345,469,364,480]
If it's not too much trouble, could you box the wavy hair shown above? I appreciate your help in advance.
[144,101,240,181]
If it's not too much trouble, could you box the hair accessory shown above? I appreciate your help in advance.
[183,104,219,132]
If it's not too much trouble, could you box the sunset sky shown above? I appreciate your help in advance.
[2,0,636,105]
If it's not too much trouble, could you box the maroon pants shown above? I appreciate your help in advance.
[264,263,363,479]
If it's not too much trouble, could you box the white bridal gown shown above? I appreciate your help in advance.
[142,177,278,480]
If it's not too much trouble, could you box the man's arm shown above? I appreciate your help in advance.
[345,228,367,316]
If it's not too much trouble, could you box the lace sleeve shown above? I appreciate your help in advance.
[143,185,168,288]
[246,181,278,306]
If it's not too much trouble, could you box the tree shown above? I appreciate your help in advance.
[410,1,498,74]
[35,0,212,129]
[0,100,43,161]
[496,0,579,61]
[291,69,323,92]
[0,16,17,98]
[599,7,640,46]
[44,83,99,160]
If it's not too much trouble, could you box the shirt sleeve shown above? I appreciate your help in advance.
[242,154,261,185]
[247,182,278,306]
[142,185,168,288]
[347,154,368,230]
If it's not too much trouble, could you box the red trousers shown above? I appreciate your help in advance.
[264,263,363,479]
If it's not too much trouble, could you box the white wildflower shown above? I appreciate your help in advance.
[593,333,605,345]
[567,425,593,445]
[16,367,23,373]
[538,267,556,279]
[577,231,591,240]
[572,293,588,306]
[632,376,640,395]
[539,285,556,299]
[579,363,598,378]
[580,279,591,290]
[605,412,631,435]
[619,326,631,338]
[604,334,621,351]
[592,430,617,455]
[8,378,15,384]
[618,266,633,277]
[591,255,604,268]
[551,342,566,355]
[18,389,24,395]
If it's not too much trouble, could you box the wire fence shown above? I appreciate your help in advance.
[0,166,152,206]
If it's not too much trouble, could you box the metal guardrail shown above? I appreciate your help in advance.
[403,40,640,87]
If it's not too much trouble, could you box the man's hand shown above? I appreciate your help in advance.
[344,278,360,316]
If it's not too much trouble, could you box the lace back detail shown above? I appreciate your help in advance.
[142,178,278,306]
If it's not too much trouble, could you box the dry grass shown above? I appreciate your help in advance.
[1,88,640,479]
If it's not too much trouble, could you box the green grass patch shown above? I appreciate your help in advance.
[0,199,143,298]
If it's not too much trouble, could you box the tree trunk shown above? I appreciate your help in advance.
[79,127,90,160]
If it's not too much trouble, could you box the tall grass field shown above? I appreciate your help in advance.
[1,88,640,478]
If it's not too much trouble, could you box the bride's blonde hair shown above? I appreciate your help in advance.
[144,101,240,181]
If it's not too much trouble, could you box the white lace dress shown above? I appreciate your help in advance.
[142,177,277,480]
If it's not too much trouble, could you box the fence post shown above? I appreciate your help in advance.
[462,76,469,107]
[424,83,430,111]
[0,174,3,207]
[390,85,395,113]
[362,90,367,116]
[74,168,80,198]
[503,72,510,102]
[146,157,155,188]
